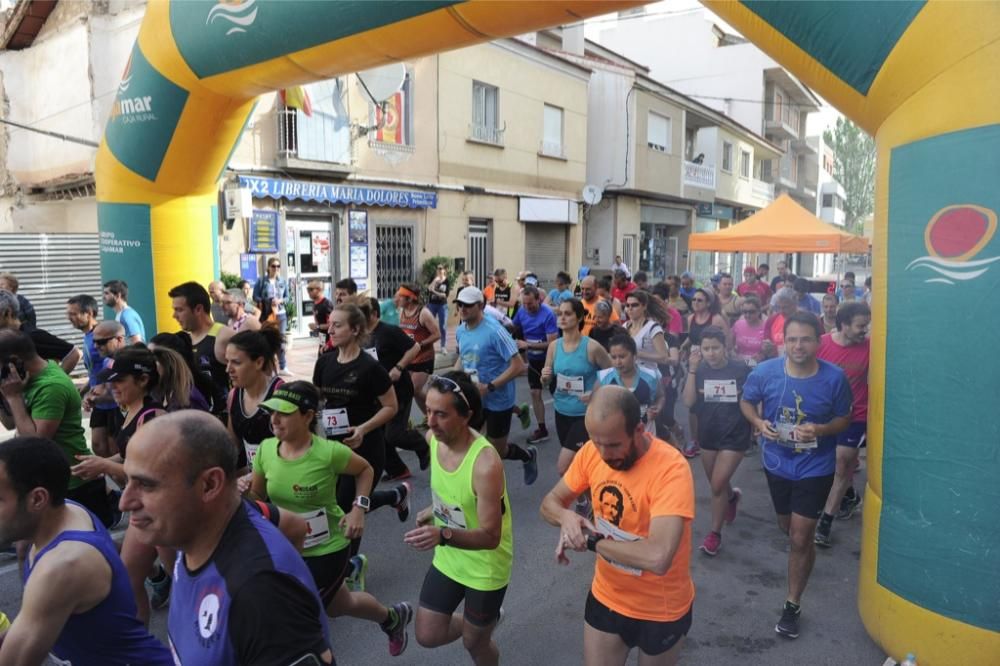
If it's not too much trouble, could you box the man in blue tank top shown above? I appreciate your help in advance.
[120,410,335,665]
[0,436,172,665]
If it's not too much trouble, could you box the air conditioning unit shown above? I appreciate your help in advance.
[223,188,253,221]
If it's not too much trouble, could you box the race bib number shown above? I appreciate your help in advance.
[557,374,585,396]
[594,517,642,576]
[299,509,331,549]
[704,379,738,403]
[322,408,351,436]
[244,441,260,466]
[432,490,467,529]
[743,356,757,368]
[773,421,818,451]
[364,347,379,360]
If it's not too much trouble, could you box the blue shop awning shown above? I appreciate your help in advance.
[239,175,437,209]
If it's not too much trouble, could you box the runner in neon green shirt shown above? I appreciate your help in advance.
[250,381,414,657]
[404,373,513,665]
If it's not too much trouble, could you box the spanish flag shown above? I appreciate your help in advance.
[280,86,313,117]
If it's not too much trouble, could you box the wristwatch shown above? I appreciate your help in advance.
[586,533,606,552]
[487,382,497,393]
[439,527,454,546]
[353,496,371,512]
[394,364,405,372]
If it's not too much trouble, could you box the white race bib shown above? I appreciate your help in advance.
[773,421,818,451]
[364,347,379,360]
[322,408,351,436]
[556,374,585,396]
[704,379,738,403]
[243,441,260,466]
[432,490,467,529]
[298,508,331,549]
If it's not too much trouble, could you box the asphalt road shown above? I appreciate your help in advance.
[0,347,886,665]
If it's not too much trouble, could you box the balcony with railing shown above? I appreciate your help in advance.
[683,161,716,189]
[467,123,505,147]
[276,107,353,174]
[764,99,801,142]
[752,178,775,203]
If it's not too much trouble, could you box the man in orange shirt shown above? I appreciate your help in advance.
[541,386,694,665]
[580,276,619,336]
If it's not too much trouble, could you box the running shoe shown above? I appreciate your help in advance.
[699,531,722,556]
[517,403,531,430]
[149,565,172,610]
[775,601,801,639]
[345,554,368,593]
[385,601,414,657]
[383,468,412,482]
[393,481,412,523]
[526,427,549,444]
[681,441,701,458]
[724,488,742,525]
[837,491,863,520]
[523,446,539,486]
[814,520,832,548]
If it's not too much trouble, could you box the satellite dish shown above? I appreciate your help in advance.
[582,184,603,206]
[356,63,406,103]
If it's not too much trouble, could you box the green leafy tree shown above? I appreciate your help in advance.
[824,117,875,234]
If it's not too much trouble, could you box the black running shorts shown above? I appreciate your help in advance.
[419,565,507,627]
[584,592,691,656]
[764,471,835,519]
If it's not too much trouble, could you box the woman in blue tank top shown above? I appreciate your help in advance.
[541,298,612,475]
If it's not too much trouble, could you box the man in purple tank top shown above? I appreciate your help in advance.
[0,436,172,665]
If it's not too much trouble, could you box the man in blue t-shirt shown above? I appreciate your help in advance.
[454,286,538,485]
[67,295,123,459]
[512,286,558,444]
[103,279,145,343]
[740,311,852,641]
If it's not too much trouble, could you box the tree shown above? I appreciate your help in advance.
[823,117,875,234]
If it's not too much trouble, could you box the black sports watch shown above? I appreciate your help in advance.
[439,527,454,546]
[586,533,606,552]
[487,382,497,393]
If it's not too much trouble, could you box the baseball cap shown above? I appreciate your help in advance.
[454,286,484,305]
[524,275,539,287]
[259,385,319,414]
[743,266,757,275]
[97,358,156,383]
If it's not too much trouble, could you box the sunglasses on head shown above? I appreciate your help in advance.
[429,375,470,409]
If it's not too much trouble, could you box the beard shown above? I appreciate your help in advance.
[605,446,639,471]
[0,501,34,545]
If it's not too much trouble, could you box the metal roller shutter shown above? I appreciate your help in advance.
[524,224,567,292]
[0,233,102,349]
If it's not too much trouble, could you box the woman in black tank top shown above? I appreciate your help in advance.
[224,326,284,474]
[684,289,731,459]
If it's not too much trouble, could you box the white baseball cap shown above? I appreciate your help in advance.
[454,286,484,305]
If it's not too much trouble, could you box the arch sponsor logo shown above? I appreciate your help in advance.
[906,204,1000,284]
[206,0,258,36]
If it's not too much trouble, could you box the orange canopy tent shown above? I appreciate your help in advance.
[687,194,869,253]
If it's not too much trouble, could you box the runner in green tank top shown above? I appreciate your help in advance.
[404,372,513,666]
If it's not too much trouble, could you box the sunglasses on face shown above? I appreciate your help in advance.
[94,336,121,347]
[429,375,471,409]
[269,263,280,269]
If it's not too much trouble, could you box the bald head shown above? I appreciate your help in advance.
[588,385,641,435]
[134,411,237,485]
[94,320,125,338]
[208,281,226,303]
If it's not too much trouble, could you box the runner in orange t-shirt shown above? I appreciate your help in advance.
[580,276,619,337]
[541,385,694,665]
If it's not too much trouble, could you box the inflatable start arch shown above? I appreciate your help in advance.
[98,2,999,663]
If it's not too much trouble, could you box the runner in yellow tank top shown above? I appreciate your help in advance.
[404,372,513,665]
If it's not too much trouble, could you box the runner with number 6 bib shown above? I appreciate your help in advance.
[251,381,414,657]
